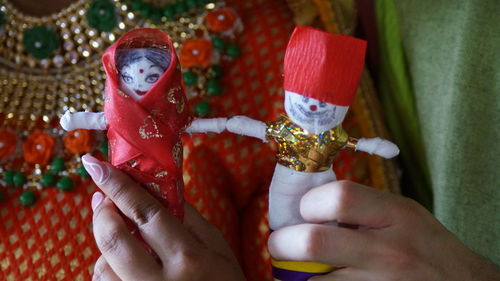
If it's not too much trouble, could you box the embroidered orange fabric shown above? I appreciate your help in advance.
[0,1,395,281]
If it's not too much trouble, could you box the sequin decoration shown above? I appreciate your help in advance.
[266,115,350,172]
[138,115,164,139]
[166,86,185,113]
[172,141,183,168]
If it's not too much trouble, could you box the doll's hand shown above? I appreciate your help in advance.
[60,110,108,131]
[82,154,245,281]
[184,118,227,134]
[356,137,399,158]
[226,116,268,142]
[268,181,500,281]
[59,110,74,131]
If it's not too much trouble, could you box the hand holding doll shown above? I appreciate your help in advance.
[83,155,245,281]
[226,26,400,280]
[60,29,226,222]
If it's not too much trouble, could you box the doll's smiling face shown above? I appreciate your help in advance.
[284,91,349,135]
[116,48,171,100]
[119,57,163,100]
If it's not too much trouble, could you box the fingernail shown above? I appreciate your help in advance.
[82,154,109,185]
[91,192,104,211]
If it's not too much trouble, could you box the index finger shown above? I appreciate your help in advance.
[300,180,407,228]
[82,154,199,260]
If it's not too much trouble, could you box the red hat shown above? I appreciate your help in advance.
[283,26,367,106]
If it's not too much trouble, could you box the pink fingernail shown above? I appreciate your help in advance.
[82,154,109,185]
[91,192,104,211]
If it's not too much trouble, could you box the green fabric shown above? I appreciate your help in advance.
[374,0,433,210]
[375,0,500,264]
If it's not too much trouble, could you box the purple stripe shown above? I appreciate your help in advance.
[272,266,328,281]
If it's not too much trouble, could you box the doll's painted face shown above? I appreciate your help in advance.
[284,91,349,135]
[116,48,171,100]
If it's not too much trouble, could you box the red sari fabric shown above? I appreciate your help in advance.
[103,28,192,220]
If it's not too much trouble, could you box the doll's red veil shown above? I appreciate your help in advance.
[102,28,191,197]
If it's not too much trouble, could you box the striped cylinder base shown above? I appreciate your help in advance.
[272,259,334,281]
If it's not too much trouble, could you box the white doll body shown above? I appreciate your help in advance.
[227,91,399,229]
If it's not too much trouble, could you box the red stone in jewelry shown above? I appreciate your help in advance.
[139,69,144,73]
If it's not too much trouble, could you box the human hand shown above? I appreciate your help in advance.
[356,137,399,159]
[82,154,245,281]
[268,180,500,281]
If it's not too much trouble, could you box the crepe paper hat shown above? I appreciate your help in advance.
[283,26,367,106]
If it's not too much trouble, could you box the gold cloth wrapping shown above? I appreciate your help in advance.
[266,115,349,172]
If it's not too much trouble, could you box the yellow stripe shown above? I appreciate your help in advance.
[272,259,334,273]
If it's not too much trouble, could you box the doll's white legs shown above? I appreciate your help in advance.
[268,164,336,230]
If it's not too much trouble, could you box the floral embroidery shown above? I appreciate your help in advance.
[86,0,117,32]
[63,129,94,154]
[205,8,237,32]
[0,129,16,159]
[23,26,60,59]
[23,131,55,165]
[179,39,213,68]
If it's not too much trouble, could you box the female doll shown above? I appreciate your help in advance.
[60,28,226,221]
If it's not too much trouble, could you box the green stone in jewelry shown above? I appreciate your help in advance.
[13,172,27,187]
[211,65,223,79]
[150,10,162,24]
[195,101,211,116]
[20,190,36,206]
[78,165,90,178]
[139,4,153,18]
[226,43,241,59]
[175,1,188,14]
[23,26,60,60]
[212,37,225,51]
[186,0,197,9]
[51,157,65,172]
[41,172,57,187]
[99,142,109,158]
[57,176,74,191]
[87,0,117,32]
[183,71,198,86]
[206,79,222,96]
[4,170,14,186]
[163,5,176,19]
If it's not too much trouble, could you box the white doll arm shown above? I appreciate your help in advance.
[226,115,268,142]
[184,118,227,134]
[59,110,107,131]
[356,137,400,159]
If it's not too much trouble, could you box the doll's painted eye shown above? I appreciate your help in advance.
[145,73,160,83]
[121,74,133,84]
[319,102,327,108]
[302,97,310,103]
